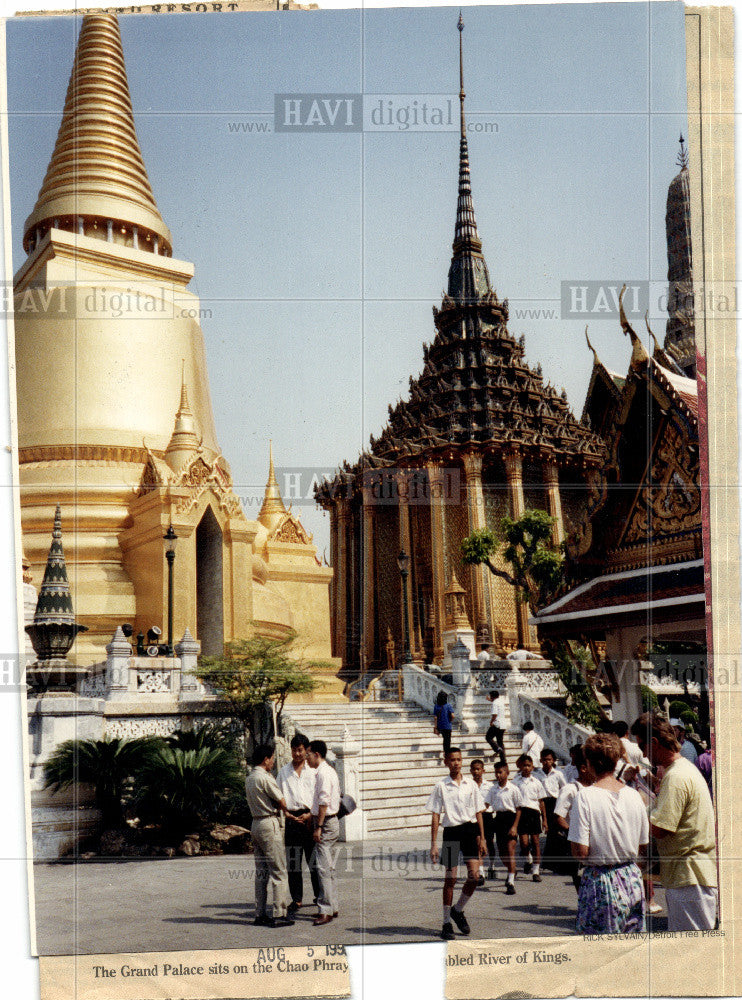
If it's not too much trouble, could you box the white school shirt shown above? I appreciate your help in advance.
[553,781,581,822]
[568,784,649,866]
[310,759,341,817]
[561,763,579,784]
[512,773,547,811]
[521,731,544,763]
[485,780,523,815]
[426,775,485,827]
[474,778,494,812]
[277,761,317,812]
[488,698,502,726]
[534,766,567,799]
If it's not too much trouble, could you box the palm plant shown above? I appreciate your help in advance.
[43,736,162,828]
[164,723,235,753]
[134,744,245,839]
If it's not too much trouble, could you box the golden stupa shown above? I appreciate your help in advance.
[16,13,336,677]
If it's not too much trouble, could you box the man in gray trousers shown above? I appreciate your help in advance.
[307,739,341,926]
[244,744,294,927]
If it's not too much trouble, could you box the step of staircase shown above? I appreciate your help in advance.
[281,699,527,838]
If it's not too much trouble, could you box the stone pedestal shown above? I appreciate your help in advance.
[441,628,476,671]
[506,666,530,735]
[176,628,203,701]
[332,727,366,842]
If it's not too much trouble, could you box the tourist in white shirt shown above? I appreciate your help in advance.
[277,733,320,914]
[484,761,523,894]
[512,754,548,881]
[568,733,648,934]
[521,721,544,765]
[469,758,496,883]
[476,643,491,664]
[306,739,341,926]
[427,747,486,941]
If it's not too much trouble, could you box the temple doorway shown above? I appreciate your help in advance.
[196,505,224,656]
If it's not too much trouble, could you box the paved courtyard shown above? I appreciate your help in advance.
[34,840,668,955]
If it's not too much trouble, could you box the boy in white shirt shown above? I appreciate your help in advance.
[427,747,486,940]
[484,761,523,894]
[521,721,544,764]
[512,754,547,881]
[470,758,495,883]
[535,748,567,871]
[554,745,591,891]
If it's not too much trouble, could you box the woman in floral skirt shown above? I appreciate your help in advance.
[568,733,648,934]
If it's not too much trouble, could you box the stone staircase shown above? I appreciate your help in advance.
[282,699,522,839]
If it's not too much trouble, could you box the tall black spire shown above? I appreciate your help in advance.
[447,13,491,304]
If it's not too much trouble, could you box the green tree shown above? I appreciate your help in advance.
[134,744,245,839]
[462,509,603,726]
[194,631,322,746]
[43,736,161,829]
[641,684,660,713]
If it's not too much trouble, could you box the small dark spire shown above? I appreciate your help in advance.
[447,14,491,304]
[677,133,689,170]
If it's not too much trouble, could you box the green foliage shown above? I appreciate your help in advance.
[679,709,700,731]
[669,699,690,719]
[195,632,322,743]
[43,736,161,828]
[548,642,602,729]
[164,723,235,753]
[461,509,564,612]
[134,744,245,838]
[641,685,659,712]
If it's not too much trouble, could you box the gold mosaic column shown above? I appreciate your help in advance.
[396,472,415,658]
[335,498,350,666]
[544,460,565,545]
[426,462,447,661]
[462,450,488,636]
[361,483,377,668]
[504,450,530,647]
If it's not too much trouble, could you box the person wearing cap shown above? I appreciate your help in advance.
[631,713,717,931]
[671,718,699,764]
[244,744,294,927]
[307,739,341,926]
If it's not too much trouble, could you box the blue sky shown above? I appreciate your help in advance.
[6,2,689,555]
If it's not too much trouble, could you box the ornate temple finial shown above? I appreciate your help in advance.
[164,374,201,473]
[585,325,600,365]
[447,14,492,305]
[619,284,649,367]
[258,441,288,531]
[25,505,87,661]
[646,311,688,376]
[677,133,689,170]
[23,13,172,256]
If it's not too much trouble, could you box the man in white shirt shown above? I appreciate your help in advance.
[277,733,320,914]
[477,643,491,664]
[427,747,486,941]
[521,721,544,764]
[307,739,341,926]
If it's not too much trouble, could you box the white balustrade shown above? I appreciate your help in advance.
[514,692,593,761]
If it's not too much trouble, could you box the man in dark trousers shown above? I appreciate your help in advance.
[277,733,321,913]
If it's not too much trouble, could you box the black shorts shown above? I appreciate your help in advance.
[518,807,542,836]
[494,811,518,851]
[440,822,480,868]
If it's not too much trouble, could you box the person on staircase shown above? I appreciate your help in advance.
[485,690,506,764]
[433,690,455,757]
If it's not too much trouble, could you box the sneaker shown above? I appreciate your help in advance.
[441,921,455,941]
[532,873,542,883]
[649,901,663,914]
[476,874,485,887]
[523,862,533,875]
[450,907,471,935]
[506,883,516,895]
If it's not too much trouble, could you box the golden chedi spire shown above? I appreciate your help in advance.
[23,13,172,257]
[258,441,288,532]
[164,366,202,474]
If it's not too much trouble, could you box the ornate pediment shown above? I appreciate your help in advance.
[271,512,312,545]
[138,448,242,520]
